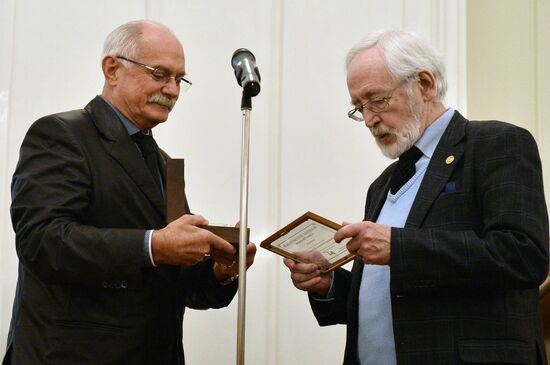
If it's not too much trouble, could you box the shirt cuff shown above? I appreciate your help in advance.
[144,229,157,267]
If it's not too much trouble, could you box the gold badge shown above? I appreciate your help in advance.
[445,155,455,165]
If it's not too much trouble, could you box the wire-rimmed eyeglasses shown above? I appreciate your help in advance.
[116,55,192,92]
[347,78,411,122]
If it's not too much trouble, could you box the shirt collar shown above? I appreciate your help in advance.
[415,108,454,158]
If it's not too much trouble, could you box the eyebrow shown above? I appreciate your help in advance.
[350,89,384,106]
[154,64,187,77]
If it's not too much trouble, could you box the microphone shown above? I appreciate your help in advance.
[231,48,261,97]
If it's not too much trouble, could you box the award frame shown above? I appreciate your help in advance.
[166,158,248,247]
[261,211,355,273]
[202,225,249,248]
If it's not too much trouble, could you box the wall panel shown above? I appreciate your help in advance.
[0,0,16,348]
[0,1,466,363]
[535,0,550,204]
[467,0,550,204]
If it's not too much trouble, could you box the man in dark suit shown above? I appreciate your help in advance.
[284,29,549,364]
[3,20,255,364]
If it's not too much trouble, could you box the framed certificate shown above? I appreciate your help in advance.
[261,211,355,273]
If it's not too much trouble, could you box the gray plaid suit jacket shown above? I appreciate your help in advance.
[310,111,549,364]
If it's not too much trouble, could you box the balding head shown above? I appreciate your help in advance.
[102,20,181,60]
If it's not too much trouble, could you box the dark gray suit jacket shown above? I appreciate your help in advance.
[4,96,237,364]
[310,111,549,364]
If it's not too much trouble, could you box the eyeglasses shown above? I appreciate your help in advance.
[347,78,410,122]
[116,55,192,91]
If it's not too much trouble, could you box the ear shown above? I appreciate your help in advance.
[102,56,120,86]
[416,70,437,102]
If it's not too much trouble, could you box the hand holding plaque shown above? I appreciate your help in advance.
[261,212,355,273]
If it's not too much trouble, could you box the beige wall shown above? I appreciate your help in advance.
[467,0,550,204]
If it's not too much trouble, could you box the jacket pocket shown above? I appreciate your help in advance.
[458,338,530,364]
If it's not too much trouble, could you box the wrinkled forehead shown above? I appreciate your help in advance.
[346,47,394,102]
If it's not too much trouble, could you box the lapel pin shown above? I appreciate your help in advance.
[445,155,455,165]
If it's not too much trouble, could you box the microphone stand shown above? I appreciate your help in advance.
[237,92,252,365]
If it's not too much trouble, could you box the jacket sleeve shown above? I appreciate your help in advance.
[11,116,151,285]
[308,267,352,326]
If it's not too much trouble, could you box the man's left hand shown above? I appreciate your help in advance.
[212,242,256,280]
[334,221,391,265]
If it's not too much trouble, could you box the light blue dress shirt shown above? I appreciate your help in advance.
[357,108,454,364]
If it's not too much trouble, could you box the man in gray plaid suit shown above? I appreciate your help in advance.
[285,29,548,364]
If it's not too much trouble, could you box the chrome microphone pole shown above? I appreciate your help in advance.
[236,93,251,365]
[231,48,260,365]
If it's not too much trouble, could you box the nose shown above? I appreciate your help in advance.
[162,77,180,98]
[363,110,378,128]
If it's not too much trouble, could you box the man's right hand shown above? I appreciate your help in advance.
[283,251,333,296]
[151,215,236,266]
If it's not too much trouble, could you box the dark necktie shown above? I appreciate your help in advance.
[389,145,423,194]
[131,132,162,189]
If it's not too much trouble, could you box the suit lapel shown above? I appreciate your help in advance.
[406,111,467,228]
[84,96,167,218]
[366,176,392,222]
[109,141,167,216]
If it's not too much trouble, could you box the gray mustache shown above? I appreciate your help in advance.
[148,94,177,109]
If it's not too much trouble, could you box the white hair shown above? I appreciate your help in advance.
[346,29,447,102]
[102,20,176,60]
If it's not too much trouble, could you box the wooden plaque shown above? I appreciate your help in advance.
[261,211,355,273]
[165,158,247,246]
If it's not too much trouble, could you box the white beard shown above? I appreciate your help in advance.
[371,95,424,159]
